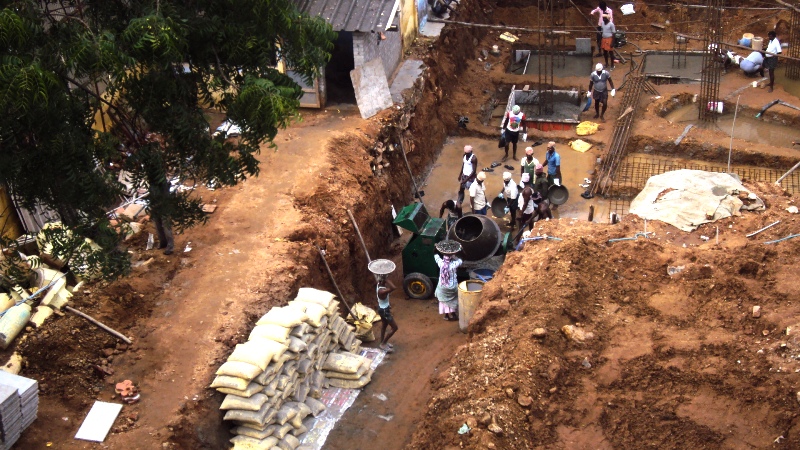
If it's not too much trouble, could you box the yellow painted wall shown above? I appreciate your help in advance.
[400,0,419,52]
[0,187,23,239]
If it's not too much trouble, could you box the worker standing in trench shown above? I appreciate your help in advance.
[588,63,615,121]
[501,105,527,161]
[764,31,781,93]
[589,1,613,57]
[376,275,398,353]
[457,145,478,206]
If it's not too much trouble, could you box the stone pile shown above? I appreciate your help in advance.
[211,288,371,449]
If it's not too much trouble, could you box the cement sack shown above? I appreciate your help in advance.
[576,121,599,136]
[217,381,264,398]
[285,401,312,419]
[569,139,592,153]
[276,374,292,391]
[290,323,310,338]
[223,403,272,426]
[250,324,291,343]
[294,288,336,308]
[275,352,296,365]
[275,404,298,425]
[211,375,250,392]
[230,435,279,450]
[629,169,765,232]
[248,338,290,364]
[268,423,293,439]
[229,342,281,371]
[327,300,340,316]
[325,363,368,380]
[255,362,282,385]
[293,383,309,403]
[221,393,269,411]
[327,370,372,389]
[233,425,274,440]
[304,397,326,417]
[291,301,327,327]
[289,412,303,429]
[278,434,301,450]
[291,424,308,437]
[217,361,263,381]
[287,337,308,354]
[257,307,308,328]
[323,352,365,374]
[296,359,313,375]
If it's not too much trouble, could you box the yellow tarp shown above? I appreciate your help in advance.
[569,139,592,153]
[576,121,599,136]
[346,302,380,342]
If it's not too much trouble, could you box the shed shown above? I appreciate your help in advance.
[294,0,403,108]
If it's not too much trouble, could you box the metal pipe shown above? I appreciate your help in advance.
[746,220,781,237]
[764,233,800,244]
[776,160,800,185]
[345,208,371,262]
[313,245,355,319]
[728,95,740,173]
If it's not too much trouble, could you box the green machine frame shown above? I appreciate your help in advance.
[393,202,447,299]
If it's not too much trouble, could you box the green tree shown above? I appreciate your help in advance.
[0,0,335,274]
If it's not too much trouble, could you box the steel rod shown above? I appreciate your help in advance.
[746,220,781,237]
[345,208,372,262]
[776,160,800,185]
[314,245,355,319]
[65,306,132,344]
[728,95,740,173]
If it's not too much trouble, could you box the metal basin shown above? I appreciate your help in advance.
[446,215,502,263]
[490,196,507,218]
[548,185,570,205]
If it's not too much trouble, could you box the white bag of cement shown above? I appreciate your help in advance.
[211,375,250,392]
[217,381,264,398]
[257,307,308,328]
[327,301,340,316]
[255,362,282,385]
[278,434,301,450]
[230,435,279,450]
[290,323,310,338]
[275,404,298,425]
[323,352,365,374]
[217,361,263,381]
[287,337,308,354]
[229,342,279,371]
[267,423,294,439]
[294,288,335,308]
[220,393,269,411]
[223,402,272,426]
[285,401,312,419]
[246,338,290,364]
[291,301,327,327]
[325,363,368,380]
[250,324,291,343]
[291,424,308,437]
[304,397,326,417]
[233,425,274,440]
[327,370,372,389]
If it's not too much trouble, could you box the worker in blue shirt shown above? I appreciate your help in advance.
[543,142,562,186]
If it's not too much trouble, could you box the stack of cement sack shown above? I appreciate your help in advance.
[211,288,370,449]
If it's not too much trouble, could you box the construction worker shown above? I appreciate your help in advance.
[502,105,526,160]
[500,172,519,229]
[588,63,615,121]
[457,145,478,204]
[520,146,540,182]
[469,171,488,215]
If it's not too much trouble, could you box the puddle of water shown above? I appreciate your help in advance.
[664,103,800,147]
[775,70,800,99]
[420,137,606,226]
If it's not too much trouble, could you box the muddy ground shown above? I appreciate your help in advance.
[6,0,800,449]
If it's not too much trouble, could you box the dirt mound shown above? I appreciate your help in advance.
[409,195,800,449]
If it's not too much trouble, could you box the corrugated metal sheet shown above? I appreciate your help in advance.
[295,0,397,32]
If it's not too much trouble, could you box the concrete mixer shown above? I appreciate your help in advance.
[392,202,509,299]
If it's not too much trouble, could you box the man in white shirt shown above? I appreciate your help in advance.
[457,145,478,205]
[589,1,613,57]
[764,31,781,93]
[469,171,488,215]
[501,172,519,228]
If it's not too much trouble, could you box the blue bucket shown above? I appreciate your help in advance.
[469,268,495,282]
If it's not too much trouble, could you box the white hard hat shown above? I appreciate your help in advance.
[502,171,512,180]
[595,63,603,71]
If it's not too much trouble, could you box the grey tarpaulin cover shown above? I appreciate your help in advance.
[629,169,765,232]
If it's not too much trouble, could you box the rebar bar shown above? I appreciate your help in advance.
[787,6,800,79]
[698,0,724,122]
[607,157,800,217]
[537,0,556,116]
[672,1,689,69]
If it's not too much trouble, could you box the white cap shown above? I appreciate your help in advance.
[477,171,487,181]
[522,231,532,239]
[502,171,512,180]
[595,63,603,71]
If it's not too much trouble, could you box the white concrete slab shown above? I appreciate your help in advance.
[351,59,394,119]
[74,401,122,442]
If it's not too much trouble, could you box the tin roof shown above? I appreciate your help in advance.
[294,0,397,32]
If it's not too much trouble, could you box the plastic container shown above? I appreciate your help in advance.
[0,302,32,349]
[458,280,484,333]
[742,33,754,41]
[752,37,763,50]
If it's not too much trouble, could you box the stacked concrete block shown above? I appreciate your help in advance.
[0,372,38,450]
[211,288,366,449]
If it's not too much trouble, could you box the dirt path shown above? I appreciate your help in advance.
[324,261,467,450]
[17,108,368,449]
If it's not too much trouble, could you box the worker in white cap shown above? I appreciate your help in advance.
[457,145,478,205]
[469,171,488,215]
[588,63,615,121]
[500,171,519,229]
[501,104,527,160]
[520,146,540,184]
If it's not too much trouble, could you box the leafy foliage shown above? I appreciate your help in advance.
[0,0,336,280]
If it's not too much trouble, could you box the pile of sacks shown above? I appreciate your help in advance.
[211,288,370,449]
